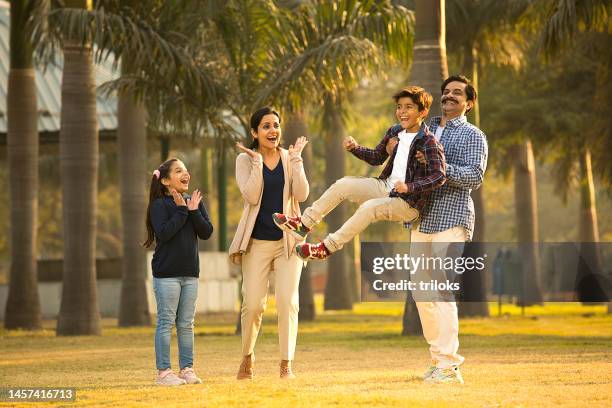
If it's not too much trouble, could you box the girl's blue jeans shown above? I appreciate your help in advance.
[153,277,198,370]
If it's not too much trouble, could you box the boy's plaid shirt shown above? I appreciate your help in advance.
[350,122,446,213]
[418,115,488,240]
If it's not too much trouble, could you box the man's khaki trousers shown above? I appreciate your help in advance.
[411,226,467,369]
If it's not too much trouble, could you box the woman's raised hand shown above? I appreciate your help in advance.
[289,136,309,155]
[236,142,260,158]
[187,189,202,211]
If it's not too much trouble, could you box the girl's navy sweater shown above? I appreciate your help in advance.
[150,195,213,278]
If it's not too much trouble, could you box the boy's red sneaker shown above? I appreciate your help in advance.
[272,213,310,240]
[295,242,331,260]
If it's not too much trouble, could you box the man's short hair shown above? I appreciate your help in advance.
[392,86,433,112]
[441,75,477,103]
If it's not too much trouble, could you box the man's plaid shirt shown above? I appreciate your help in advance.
[418,115,488,240]
[350,122,446,213]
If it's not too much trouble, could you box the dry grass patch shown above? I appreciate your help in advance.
[1,302,610,407]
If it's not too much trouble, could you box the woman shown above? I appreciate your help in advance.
[229,106,309,380]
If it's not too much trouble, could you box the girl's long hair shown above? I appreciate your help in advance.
[143,158,178,248]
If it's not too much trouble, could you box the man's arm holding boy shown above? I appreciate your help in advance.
[414,130,487,190]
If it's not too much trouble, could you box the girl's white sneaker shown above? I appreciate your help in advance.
[178,367,202,384]
[156,369,187,386]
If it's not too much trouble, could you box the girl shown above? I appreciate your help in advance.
[229,107,309,380]
[144,158,213,386]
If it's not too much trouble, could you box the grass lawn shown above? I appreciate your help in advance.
[1,301,611,407]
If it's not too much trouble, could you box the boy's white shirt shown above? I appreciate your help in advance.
[434,126,444,141]
[385,129,418,192]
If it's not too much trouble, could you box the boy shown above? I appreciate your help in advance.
[274,85,446,260]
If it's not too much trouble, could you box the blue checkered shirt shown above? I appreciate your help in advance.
[416,115,488,240]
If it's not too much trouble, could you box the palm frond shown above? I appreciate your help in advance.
[31,1,226,106]
[256,0,413,111]
[540,0,610,58]
[446,0,531,71]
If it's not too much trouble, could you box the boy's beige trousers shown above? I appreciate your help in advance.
[301,176,418,252]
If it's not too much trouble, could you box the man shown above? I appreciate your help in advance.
[272,85,446,260]
[402,75,488,384]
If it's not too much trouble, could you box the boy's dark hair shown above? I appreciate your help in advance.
[441,75,478,103]
[143,158,179,248]
[392,86,433,112]
[249,106,281,149]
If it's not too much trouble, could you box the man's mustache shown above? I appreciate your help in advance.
[442,97,458,103]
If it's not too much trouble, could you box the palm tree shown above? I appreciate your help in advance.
[51,1,281,330]
[4,0,42,330]
[481,6,610,304]
[409,0,448,116]
[199,139,217,251]
[576,147,605,303]
[204,0,282,250]
[37,0,227,328]
[402,0,447,335]
[216,137,228,251]
[117,62,150,326]
[539,0,609,56]
[538,0,612,306]
[56,0,102,336]
[513,139,543,305]
[538,0,610,306]
[259,0,413,310]
[112,0,204,327]
[445,0,531,315]
[284,109,316,320]
[321,95,353,309]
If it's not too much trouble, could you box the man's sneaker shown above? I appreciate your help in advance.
[272,213,310,240]
[423,365,438,380]
[156,369,186,386]
[178,366,202,384]
[425,366,464,384]
[295,242,331,260]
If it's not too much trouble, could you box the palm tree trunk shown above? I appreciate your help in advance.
[200,142,217,251]
[576,148,605,302]
[4,0,42,330]
[217,137,228,251]
[403,0,448,335]
[56,29,101,335]
[469,49,485,243]
[284,110,315,320]
[513,139,542,305]
[322,100,352,310]
[459,47,489,317]
[160,135,170,162]
[578,149,601,244]
[117,68,150,326]
[408,0,448,117]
